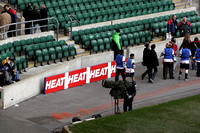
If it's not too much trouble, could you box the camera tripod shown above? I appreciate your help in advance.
[114,98,121,114]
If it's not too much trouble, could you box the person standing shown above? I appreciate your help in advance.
[0,11,11,39]
[30,5,41,33]
[169,37,178,71]
[23,3,32,34]
[162,43,174,79]
[149,44,159,83]
[4,5,17,37]
[179,34,191,50]
[40,4,48,32]
[112,29,121,60]
[190,37,200,70]
[178,17,192,37]
[167,15,178,37]
[115,50,126,82]
[195,45,200,77]
[125,53,136,84]
[141,43,151,80]
[178,43,192,80]
[123,82,136,112]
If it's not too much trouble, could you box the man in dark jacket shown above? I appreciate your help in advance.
[141,44,151,80]
[167,15,178,36]
[149,44,159,83]
[23,3,32,34]
[40,4,48,32]
[190,37,200,70]
[30,5,41,33]
[178,17,192,37]
[4,5,17,37]
[112,29,121,60]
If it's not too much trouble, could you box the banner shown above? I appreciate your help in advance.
[44,61,116,94]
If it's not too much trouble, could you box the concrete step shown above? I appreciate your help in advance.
[58,36,71,41]
[75,51,90,57]
[66,40,75,45]
[175,2,187,8]
[173,0,182,4]
[76,48,85,55]
[74,44,80,49]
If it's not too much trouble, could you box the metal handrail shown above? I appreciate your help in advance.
[67,15,81,40]
[185,0,193,8]
[0,17,59,41]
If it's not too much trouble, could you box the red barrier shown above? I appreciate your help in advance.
[44,61,116,94]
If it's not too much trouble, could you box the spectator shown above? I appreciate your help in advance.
[23,3,32,34]
[3,57,20,82]
[161,43,174,79]
[178,43,192,81]
[30,5,41,33]
[112,29,121,60]
[169,37,178,71]
[178,17,192,37]
[0,11,11,39]
[40,4,48,32]
[141,44,151,80]
[4,5,17,37]
[115,50,126,82]
[190,37,200,70]
[195,45,200,77]
[167,15,178,36]
[125,53,136,84]
[123,81,136,112]
[179,34,191,50]
[149,44,159,83]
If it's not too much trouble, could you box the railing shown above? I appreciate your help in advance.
[185,0,193,8]
[0,17,59,41]
[67,15,81,40]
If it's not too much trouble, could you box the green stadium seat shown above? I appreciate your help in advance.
[69,45,76,57]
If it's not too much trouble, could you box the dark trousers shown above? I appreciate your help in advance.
[41,27,47,32]
[25,22,31,35]
[115,68,125,82]
[8,24,16,37]
[123,96,134,112]
[151,66,158,80]
[114,50,119,60]
[163,62,174,79]
[197,62,200,77]
[142,66,152,81]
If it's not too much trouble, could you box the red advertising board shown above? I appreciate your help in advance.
[44,61,117,94]
[67,68,87,88]
[44,73,65,94]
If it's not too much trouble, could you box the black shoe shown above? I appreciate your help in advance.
[170,77,174,79]
[5,81,11,85]
[15,79,20,82]
[141,75,144,80]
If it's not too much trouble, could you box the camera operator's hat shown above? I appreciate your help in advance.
[9,57,15,62]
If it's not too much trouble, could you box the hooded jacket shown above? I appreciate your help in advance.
[112,32,121,50]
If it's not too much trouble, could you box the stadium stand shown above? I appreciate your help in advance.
[0,35,76,71]
[9,0,175,29]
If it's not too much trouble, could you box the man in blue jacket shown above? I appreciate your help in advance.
[178,43,192,80]
[167,15,178,36]
[115,50,126,82]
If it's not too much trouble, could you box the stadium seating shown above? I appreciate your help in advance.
[0,35,76,70]
[12,0,174,30]
[71,9,200,54]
